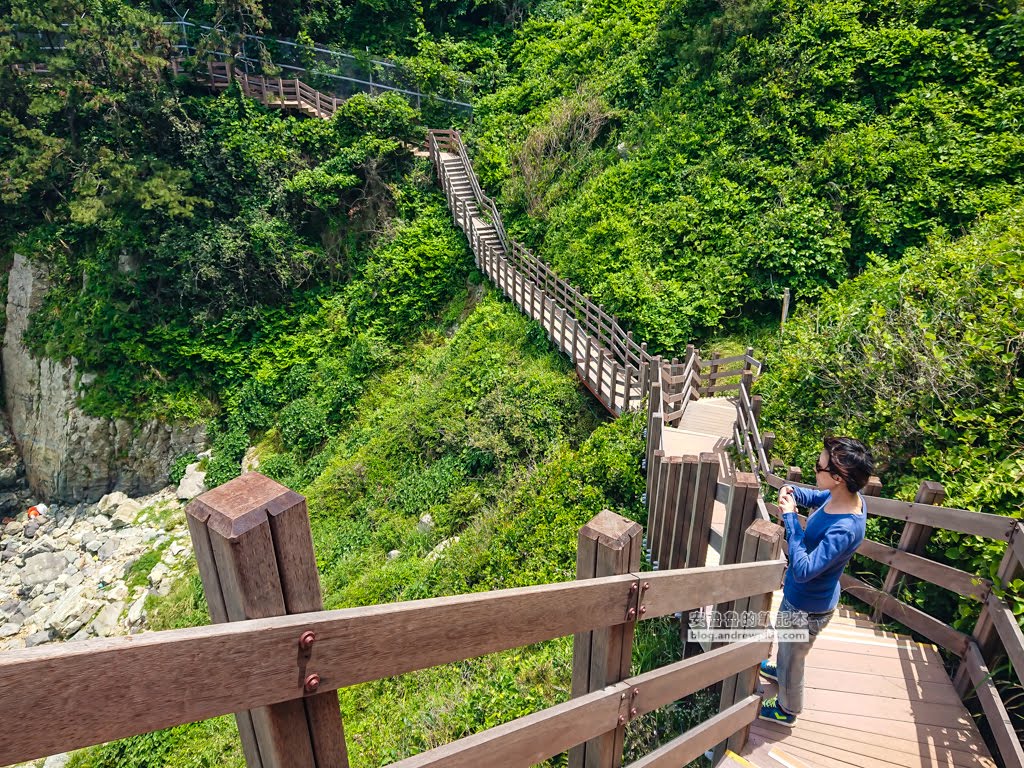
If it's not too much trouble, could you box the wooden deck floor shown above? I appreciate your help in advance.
[730,589,996,768]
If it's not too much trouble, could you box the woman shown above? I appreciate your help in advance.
[758,436,874,727]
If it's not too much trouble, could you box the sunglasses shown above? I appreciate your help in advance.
[814,460,836,475]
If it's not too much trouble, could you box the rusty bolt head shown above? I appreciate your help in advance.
[618,715,626,725]
[627,607,637,619]
[304,674,321,693]
[299,631,316,651]
[630,708,638,717]
[629,583,638,592]
[633,688,640,697]
[620,692,627,700]
[639,605,647,615]
[642,582,650,590]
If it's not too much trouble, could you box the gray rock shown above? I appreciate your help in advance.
[97,539,119,560]
[3,255,208,503]
[43,753,71,768]
[0,466,18,488]
[20,551,66,587]
[98,492,129,514]
[25,629,51,647]
[85,539,103,554]
[176,463,207,500]
[387,549,401,561]
[0,622,19,638]
[127,593,147,625]
[148,562,169,586]
[90,602,124,637]
[110,499,142,528]
[0,492,19,514]
[417,513,434,534]
[4,520,24,536]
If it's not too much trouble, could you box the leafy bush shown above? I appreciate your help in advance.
[758,204,1024,629]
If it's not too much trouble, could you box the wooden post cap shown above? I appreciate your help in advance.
[187,472,305,539]
[579,510,642,550]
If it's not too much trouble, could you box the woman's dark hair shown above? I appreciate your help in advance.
[823,436,874,493]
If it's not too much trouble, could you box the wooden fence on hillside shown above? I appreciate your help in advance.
[0,472,786,767]
[428,127,1024,768]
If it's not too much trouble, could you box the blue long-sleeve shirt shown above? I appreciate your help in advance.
[782,486,866,613]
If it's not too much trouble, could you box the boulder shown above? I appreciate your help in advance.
[176,463,207,500]
[98,492,129,514]
[25,629,50,647]
[110,499,142,528]
[42,753,71,768]
[0,622,19,638]
[417,513,434,534]
[20,552,66,588]
[90,602,124,637]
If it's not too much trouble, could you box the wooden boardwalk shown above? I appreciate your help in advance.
[739,594,996,768]
[429,131,1002,768]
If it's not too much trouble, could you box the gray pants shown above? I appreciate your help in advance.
[775,596,834,715]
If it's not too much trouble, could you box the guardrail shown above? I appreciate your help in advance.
[0,473,785,767]
[733,374,1024,768]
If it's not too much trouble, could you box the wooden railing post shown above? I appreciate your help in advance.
[955,520,1024,697]
[741,347,755,392]
[873,481,942,623]
[570,510,642,768]
[668,455,700,572]
[186,473,348,768]
[714,519,784,760]
[685,453,721,569]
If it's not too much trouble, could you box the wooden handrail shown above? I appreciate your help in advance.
[0,561,782,765]
[386,636,769,768]
[763,472,1016,541]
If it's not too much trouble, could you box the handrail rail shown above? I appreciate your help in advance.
[0,561,784,765]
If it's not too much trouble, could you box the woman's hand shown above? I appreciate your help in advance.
[779,485,797,515]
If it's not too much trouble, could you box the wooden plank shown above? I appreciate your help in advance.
[964,642,1024,768]
[752,720,997,768]
[262,488,349,768]
[857,537,990,601]
[984,593,1024,686]
[687,453,720,569]
[795,666,964,706]
[840,573,970,656]
[876,481,944,621]
[656,458,683,571]
[796,687,975,727]
[747,732,907,768]
[795,708,988,748]
[801,648,953,684]
[574,511,641,768]
[668,456,699,570]
[0,574,642,765]
[204,492,317,768]
[640,561,786,620]
[625,696,760,768]
[763,473,1015,540]
[387,682,625,768]
[631,636,770,717]
[185,497,262,768]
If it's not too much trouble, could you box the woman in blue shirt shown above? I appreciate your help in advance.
[759,436,874,727]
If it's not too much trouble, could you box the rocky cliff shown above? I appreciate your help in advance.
[2,254,207,503]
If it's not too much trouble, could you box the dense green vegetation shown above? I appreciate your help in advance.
[4,0,1024,763]
[69,297,706,768]
[758,204,1024,626]
[469,0,1024,349]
